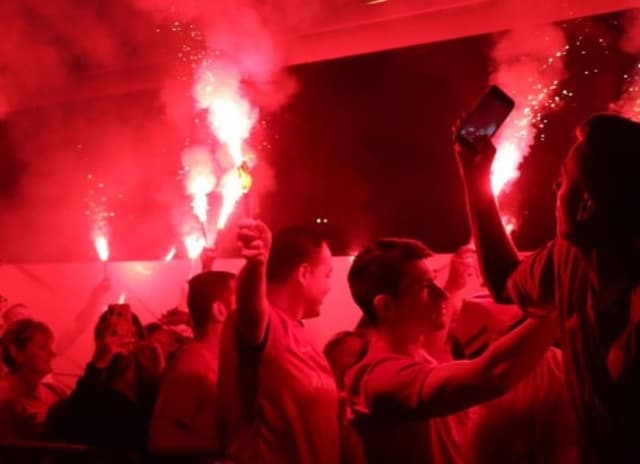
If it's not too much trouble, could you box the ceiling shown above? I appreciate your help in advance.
[288,0,640,63]
[5,0,639,113]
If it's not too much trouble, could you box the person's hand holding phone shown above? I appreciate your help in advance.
[453,85,513,180]
[92,333,135,369]
[453,132,497,179]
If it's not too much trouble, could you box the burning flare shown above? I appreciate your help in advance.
[488,26,570,235]
[193,59,257,232]
[183,232,206,260]
[93,233,109,262]
[182,146,217,225]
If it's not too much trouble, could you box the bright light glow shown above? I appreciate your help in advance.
[118,292,126,304]
[216,165,252,230]
[183,232,206,260]
[502,214,518,235]
[182,146,216,224]
[93,233,109,262]
[164,246,177,262]
[193,60,257,232]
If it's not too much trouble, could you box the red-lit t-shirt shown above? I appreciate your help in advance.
[344,341,472,464]
[216,307,340,464]
[468,347,577,464]
[149,341,220,453]
[508,238,640,463]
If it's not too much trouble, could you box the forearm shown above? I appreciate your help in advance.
[479,314,558,392]
[236,260,270,345]
[463,172,520,302]
[419,313,557,418]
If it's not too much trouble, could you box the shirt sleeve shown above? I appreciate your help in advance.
[507,240,559,317]
[360,355,437,419]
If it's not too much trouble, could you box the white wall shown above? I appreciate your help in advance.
[1,254,519,388]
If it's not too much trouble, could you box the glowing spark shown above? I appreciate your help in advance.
[610,62,640,122]
[491,75,571,197]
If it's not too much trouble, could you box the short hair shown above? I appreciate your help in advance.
[577,113,640,231]
[144,322,164,338]
[266,226,328,284]
[348,238,433,324]
[187,271,236,332]
[94,304,145,342]
[1,318,53,373]
[323,330,369,364]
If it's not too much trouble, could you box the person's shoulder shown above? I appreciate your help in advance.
[171,343,215,372]
[265,304,304,341]
[522,238,577,258]
[347,348,435,390]
[346,348,438,417]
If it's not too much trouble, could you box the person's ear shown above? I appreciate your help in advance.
[372,294,395,323]
[577,192,595,222]
[211,301,227,323]
[296,263,311,287]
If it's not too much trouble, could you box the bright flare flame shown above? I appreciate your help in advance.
[492,131,527,197]
[193,65,258,165]
[183,232,206,260]
[182,146,216,224]
[490,80,563,197]
[94,233,109,262]
[216,164,252,230]
[209,96,255,164]
[193,60,257,232]
[164,246,176,262]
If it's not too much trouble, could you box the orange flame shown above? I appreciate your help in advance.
[94,233,109,262]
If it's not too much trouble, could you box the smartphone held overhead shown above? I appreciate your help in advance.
[457,86,515,147]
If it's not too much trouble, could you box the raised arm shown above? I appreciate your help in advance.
[454,136,520,302]
[235,219,272,346]
[367,312,557,420]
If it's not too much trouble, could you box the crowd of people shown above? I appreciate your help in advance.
[0,113,638,464]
